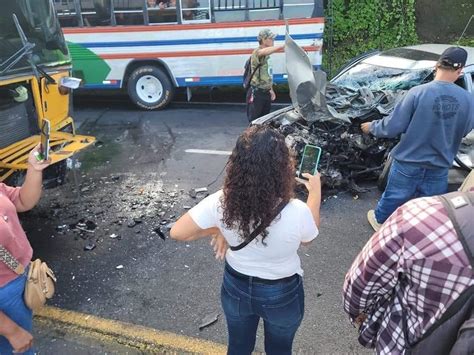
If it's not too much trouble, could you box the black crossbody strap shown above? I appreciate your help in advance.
[439,191,474,267]
[230,200,288,251]
[248,58,262,87]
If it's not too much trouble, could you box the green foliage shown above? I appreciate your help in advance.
[323,0,418,78]
[458,37,474,47]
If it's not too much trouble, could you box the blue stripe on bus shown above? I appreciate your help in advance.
[80,33,323,48]
[80,66,321,89]
[82,83,122,89]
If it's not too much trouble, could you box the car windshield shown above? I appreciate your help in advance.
[332,62,433,91]
[0,0,69,76]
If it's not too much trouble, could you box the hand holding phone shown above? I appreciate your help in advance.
[297,144,322,179]
[40,119,50,161]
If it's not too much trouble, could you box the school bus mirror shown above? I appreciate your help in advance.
[59,77,82,90]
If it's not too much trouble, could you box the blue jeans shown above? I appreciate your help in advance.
[0,271,34,355]
[375,160,449,223]
[221,263,304,355]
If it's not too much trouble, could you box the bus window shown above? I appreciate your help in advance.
[147,0,177,23]
[248,0,279,21]
[180,0,210,23]
[212,0,245,22]
[54,0,81,27]
[283,0,315,19]
[113,0,145,25]
[80,0,112,26]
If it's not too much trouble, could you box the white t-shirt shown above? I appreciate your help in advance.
[189,190,318,279]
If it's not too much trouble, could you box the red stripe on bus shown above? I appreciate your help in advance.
[98,46,320,60]
[63,18,324,34]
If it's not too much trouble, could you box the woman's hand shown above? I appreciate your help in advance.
[296,172,321,194]
[27,144,51,172]
[354,313,367,327]
[210,232,228,261]
[7,326,33,353]
[14,144,50,212]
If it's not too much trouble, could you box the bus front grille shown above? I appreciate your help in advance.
[0,101,37,150]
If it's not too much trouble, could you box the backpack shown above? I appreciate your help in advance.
[242,55,262,90]
[404,191,474,355]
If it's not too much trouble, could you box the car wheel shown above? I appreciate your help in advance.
[377,155,393,192]
[127,66,174,110]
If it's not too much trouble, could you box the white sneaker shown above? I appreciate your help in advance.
[367,210,381,232]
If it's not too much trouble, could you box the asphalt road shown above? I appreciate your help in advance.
[24,99,378,354]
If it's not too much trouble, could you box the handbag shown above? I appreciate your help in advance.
[0,246,56,311]
[230,199,288,251]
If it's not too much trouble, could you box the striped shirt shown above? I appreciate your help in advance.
[343,194,474,354]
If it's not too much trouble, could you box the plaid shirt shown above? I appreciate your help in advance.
[343,195,474,354]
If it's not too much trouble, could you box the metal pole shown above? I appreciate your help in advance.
[110,0,117,26]
[73,0,84,27]
[143,0,149,25]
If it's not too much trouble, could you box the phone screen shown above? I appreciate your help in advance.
[40,119,50,161]
[298,144,322,178]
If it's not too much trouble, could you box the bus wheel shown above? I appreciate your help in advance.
[127,66,174,110]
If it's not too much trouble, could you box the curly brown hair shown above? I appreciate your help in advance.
[222,125,295,243]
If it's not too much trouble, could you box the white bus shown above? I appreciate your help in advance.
[53,0,324,109]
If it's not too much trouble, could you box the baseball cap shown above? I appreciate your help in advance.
[438,47,468,69]
[258,28,276,41]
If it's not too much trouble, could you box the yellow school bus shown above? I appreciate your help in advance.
[0,0,94,186]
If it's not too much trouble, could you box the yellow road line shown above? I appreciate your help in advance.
[35,306,227,354]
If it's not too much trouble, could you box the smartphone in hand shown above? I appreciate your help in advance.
[40,119,50,161]
[297,144,322,179]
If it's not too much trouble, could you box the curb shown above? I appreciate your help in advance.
[35,306,227,354]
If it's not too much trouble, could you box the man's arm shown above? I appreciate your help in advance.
[256,45,283,57]
[362,91,416,138]
[342,208,404,321]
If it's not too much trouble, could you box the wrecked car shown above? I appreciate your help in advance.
[254,38,474,193]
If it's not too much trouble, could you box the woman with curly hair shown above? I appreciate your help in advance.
[171,125,321,355]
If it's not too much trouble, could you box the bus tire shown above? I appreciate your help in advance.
[127,66,174,110]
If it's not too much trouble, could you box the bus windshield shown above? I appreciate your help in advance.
[0,0,70,76]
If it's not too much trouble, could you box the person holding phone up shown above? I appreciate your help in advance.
[0,144,50,354]
[171,126,321,355]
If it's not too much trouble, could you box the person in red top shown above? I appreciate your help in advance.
[0,145,50,354]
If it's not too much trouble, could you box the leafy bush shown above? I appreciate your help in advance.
[323,0,418,78]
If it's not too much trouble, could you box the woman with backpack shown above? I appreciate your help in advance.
[171,125,321,354]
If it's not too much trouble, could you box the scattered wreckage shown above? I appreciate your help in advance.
[254,36,474,193]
